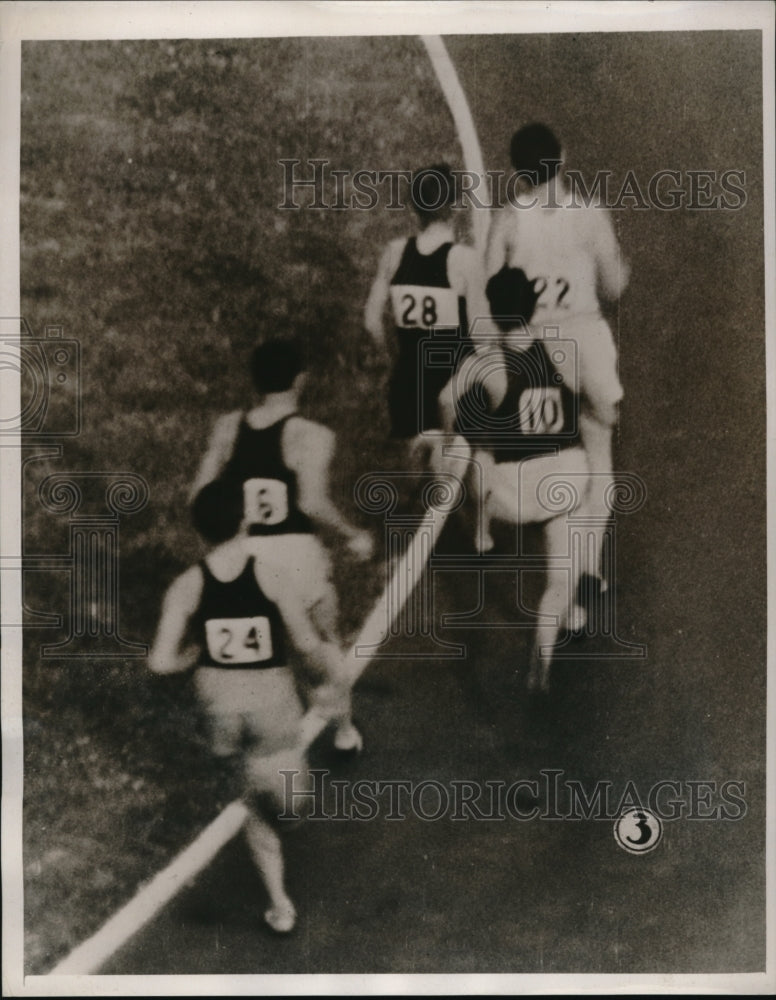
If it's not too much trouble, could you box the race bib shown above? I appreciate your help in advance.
[518,386,564,434]
[205,616,273,664]
[243,477,289,526]
[531,275,574,314]
[390,284,460,328]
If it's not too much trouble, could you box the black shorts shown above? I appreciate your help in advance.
[388,355,463,439]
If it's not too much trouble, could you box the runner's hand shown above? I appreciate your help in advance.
[345,529,374,562]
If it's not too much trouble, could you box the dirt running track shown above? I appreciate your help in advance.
[29,31,766,976]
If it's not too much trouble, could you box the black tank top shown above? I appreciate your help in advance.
[221,413,314,536]
[195,556,286,669]
[456,340,580,462]
[390,237,468,342]
[387,238,472,436]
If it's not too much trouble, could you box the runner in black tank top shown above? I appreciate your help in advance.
[487,340,580,463]
[388,236,472,438]
[365,165,503,444]
[195,556,286,669]
[190,340,371,755]
[454,330,579,459]
[222,414,314,536]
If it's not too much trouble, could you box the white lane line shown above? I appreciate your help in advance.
[49,800,249,975]
[54,458,466,973]
[420,35,489,256]
[299,449,470,750]
[50,42,484,976]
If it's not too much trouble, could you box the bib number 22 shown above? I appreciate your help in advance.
[532,276,571,311]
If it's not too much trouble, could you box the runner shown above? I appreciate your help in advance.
[364,163,505,451]
[486,123,629,593]
[149,477,350,933]
[191,338,369,749]
[438,263,592,691]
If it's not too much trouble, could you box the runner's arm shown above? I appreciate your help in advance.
[286,419,372,559]
[437,372,458,435]
[578,332,623,428]
[448,246,507,409]
[148,566,203,674]
[364,239,404,347]
[590,207,630,300]
[449,245,498,345]
[189,411,242,502]
[363,245,393,347]
[437,347,506,434]
[485,209,512,277]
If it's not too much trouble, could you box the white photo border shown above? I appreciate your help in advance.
[2,2,774,996]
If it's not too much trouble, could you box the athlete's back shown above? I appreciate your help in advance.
[222,410,315,536]
[385,232,472,438]
[493,191,611,323]
[485,123,629,595]
[190,340,371,559]
[364,163,505,440]
[487,123,628,331]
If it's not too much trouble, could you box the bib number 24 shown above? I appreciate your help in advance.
[205,616,273,664]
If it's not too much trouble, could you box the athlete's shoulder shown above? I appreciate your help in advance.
[217,408,243,424]
[212,409,244,438]
[448,243,477,265]
[204,538,251,580]
[282,415,335,463]
[165,562,205,609]
[575,198,617,239]
[384,236,408,272]
[283,413,331,438]
[446,243,479,289]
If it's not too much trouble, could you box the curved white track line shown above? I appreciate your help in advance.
[49,800,249,974]
[420,35,489,256]
[48,40,486,976]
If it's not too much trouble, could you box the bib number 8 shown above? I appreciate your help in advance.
[205,616,273,664]
[243,478,289,526]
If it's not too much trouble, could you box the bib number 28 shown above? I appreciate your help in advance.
[401,293,438,327]
[390,284,459,328]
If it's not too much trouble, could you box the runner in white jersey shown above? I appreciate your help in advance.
[486,123,630,593]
